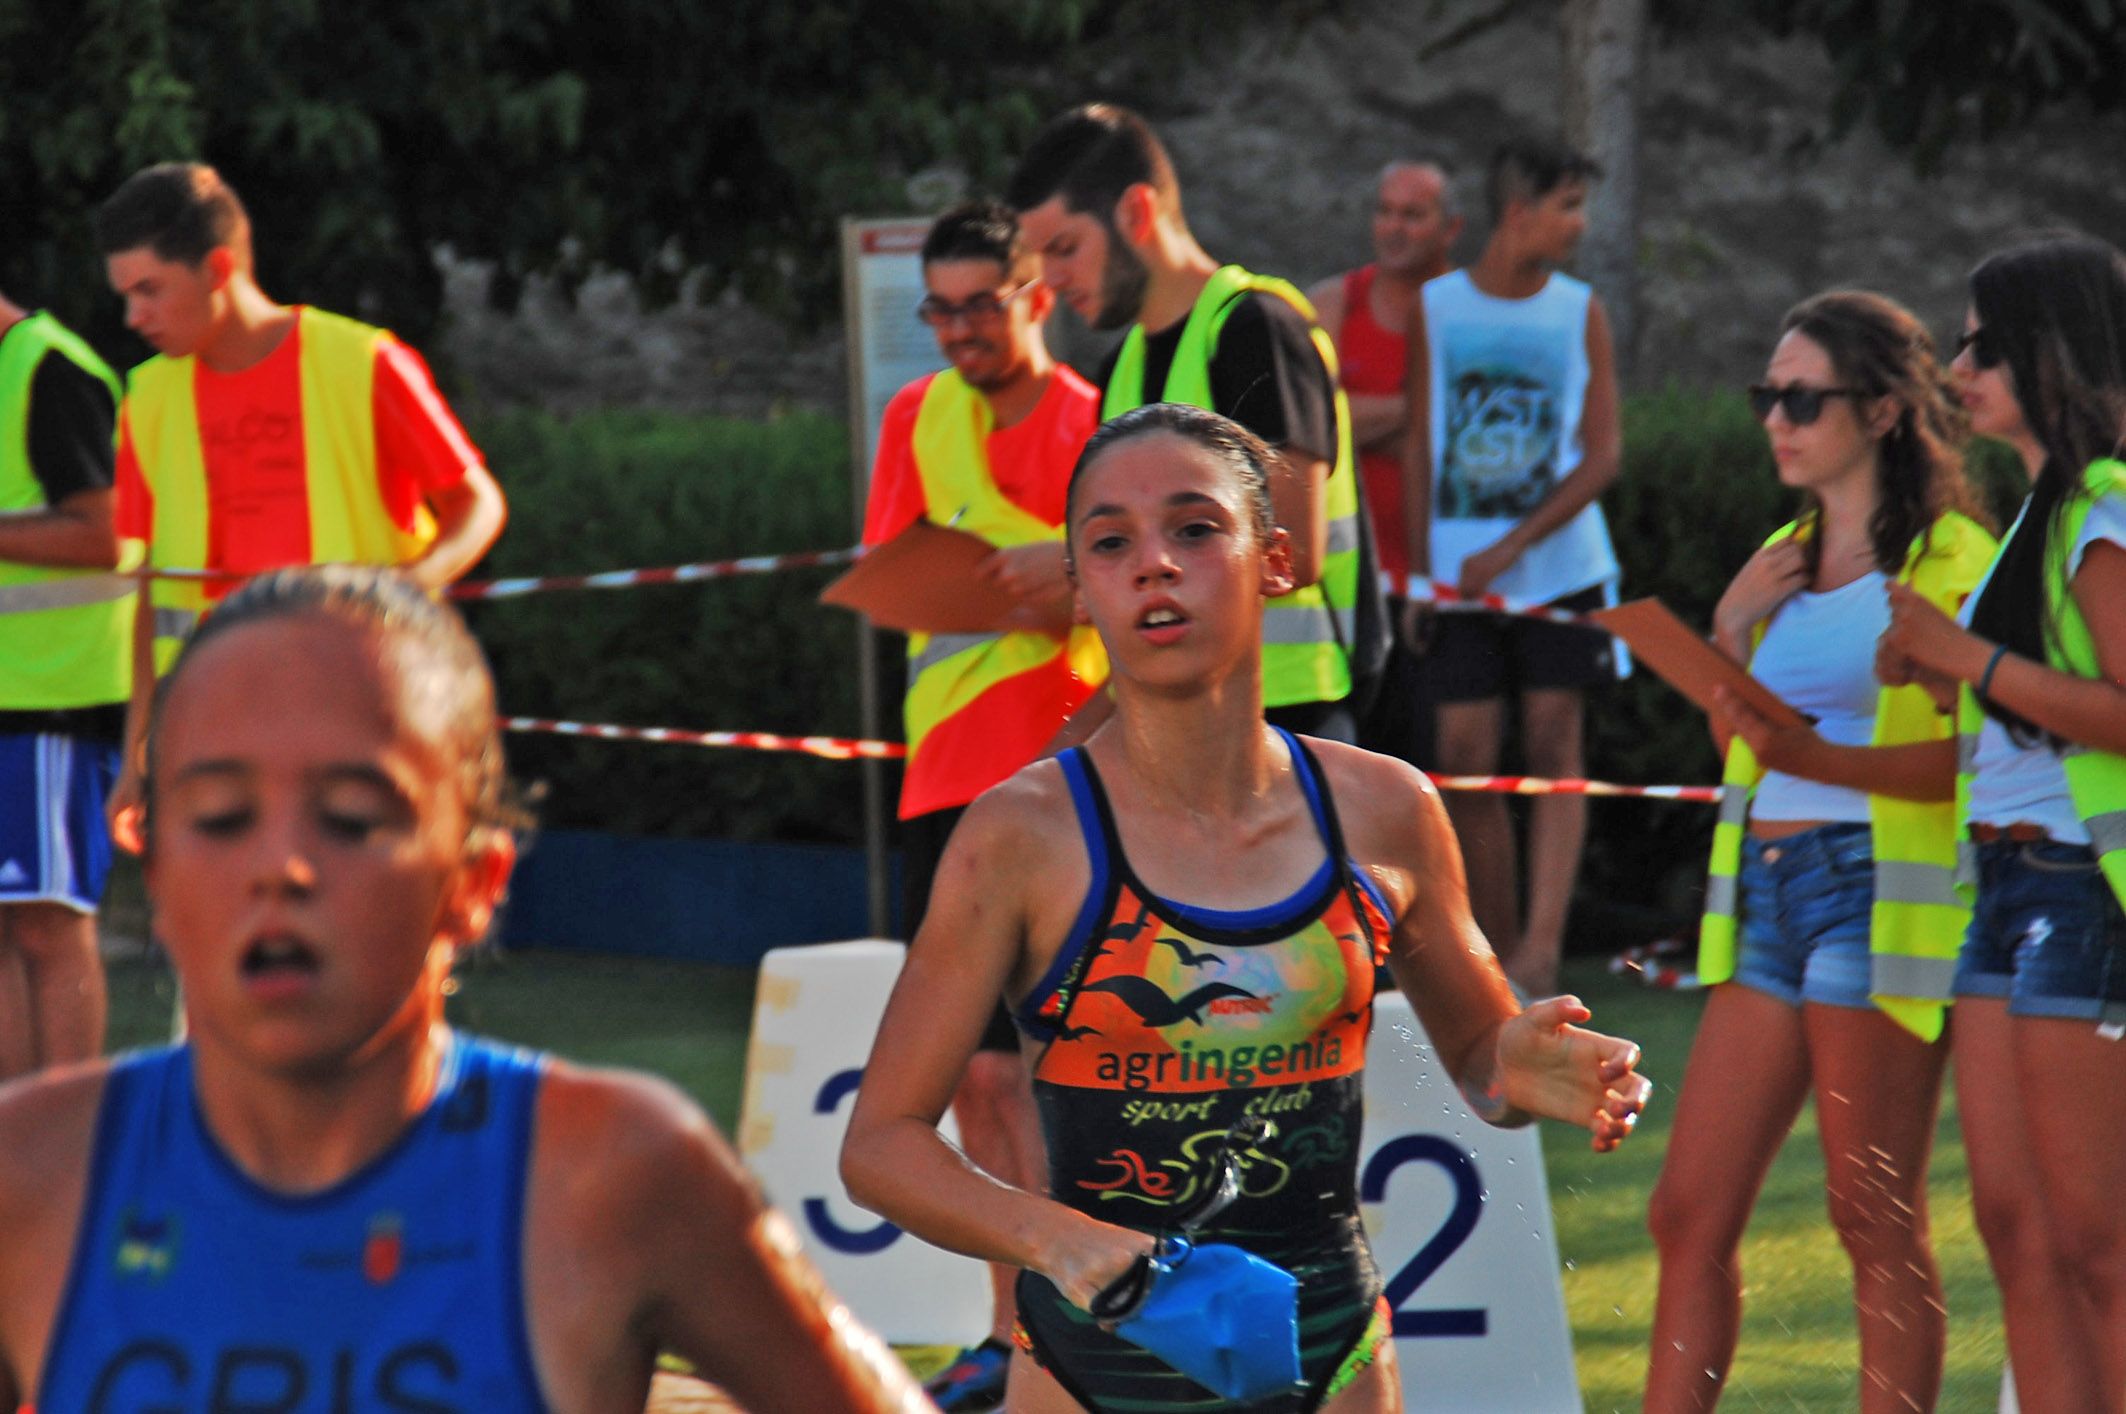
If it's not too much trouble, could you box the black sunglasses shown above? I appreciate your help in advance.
[1954,326,2004,370]
[1746,384,1865,426]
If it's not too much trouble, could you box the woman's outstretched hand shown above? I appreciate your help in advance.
[1495,996,1652,1153]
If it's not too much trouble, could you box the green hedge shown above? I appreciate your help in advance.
[462,408,876,844]
[461,399,2028,923]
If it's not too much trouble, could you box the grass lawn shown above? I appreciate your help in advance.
[101,948,2009,1408]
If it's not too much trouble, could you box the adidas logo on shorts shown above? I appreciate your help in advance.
[0,860,28,887]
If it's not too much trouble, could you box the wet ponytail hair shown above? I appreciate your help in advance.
[1777,290,1981,580]
[1963,235,2126,743]
[145,565,516,848]
[1063,403,1278,567]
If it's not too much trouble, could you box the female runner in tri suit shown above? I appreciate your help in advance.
[0,566,930,1414]
[1643,291,1995,1413]
[843,403,1651,1414]
[1879,235,2126,1413]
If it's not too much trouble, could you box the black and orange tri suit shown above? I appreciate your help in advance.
[1012,728,1395,1412]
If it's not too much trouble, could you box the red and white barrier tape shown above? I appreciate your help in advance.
[502,717,1720,798]
[502,716,906,762]
[1386,574,1593,625]
[1428,774,1723,803]
[140,545,866,598]
[450,547,863,601]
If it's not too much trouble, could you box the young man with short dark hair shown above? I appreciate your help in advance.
[1403,136,1624,995]
[95,161,508,826]
[1010,104,1383,744]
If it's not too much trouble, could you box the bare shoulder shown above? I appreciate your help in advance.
[954,757,1083,873]
[1308,738,1439,838]
[0,1062,109,1213]
[524,1061,929,1414]
[1306,738,1448,911]
[0,1063,110,1391]
[532,1058,746,1223]
[523,1060,755,1338]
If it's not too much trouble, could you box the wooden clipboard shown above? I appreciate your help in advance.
[1587,597,1808,729]
[819,520,1021,634]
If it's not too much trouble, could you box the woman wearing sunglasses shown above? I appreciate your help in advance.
[1878,236,2126,1413]
[1645,291,1996,1412]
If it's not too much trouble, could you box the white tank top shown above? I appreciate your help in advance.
[1747,571,1886,823]
[1422,270,1619,604]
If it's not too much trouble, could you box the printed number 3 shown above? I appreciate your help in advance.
[1359,1135,1487,1336]
[805,1068,901,1255]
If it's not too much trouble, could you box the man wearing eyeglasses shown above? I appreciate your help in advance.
[1403,136,1624,997]
[857,197,1102,1413]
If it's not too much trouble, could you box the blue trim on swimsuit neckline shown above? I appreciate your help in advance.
[1013,750,1114,1036]
[1161,857,1337,932]
[1156,728,1336,933]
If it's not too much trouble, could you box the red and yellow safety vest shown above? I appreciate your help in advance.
[899,371,1106,817]
[123,307,436,672]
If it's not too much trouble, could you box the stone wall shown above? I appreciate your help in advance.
[438,0,2126,414]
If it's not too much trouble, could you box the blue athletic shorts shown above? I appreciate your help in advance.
[0,733,120,913]
[1731,820,1876,1010]
[1955,838,2126,1024]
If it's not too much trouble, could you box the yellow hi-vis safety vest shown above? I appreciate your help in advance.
[1955,458,2126,911]
[902,370,1107,777]
[1700,512,1998,1041]
[122,307,436,673]
[1101,265,1358,709]
[0,312,131,710]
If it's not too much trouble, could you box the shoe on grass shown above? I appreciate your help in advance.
[922,1335,1012,1411]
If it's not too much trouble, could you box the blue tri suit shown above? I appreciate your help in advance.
[40,1032,551,1412]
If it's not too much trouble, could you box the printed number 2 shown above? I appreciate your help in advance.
[1359,1135,1488,1337]
[802,1068,901,1255]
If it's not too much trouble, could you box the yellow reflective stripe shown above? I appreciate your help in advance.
[1871,953,1959,1000]
[1874,860,1961,909]
[907,631,999,678]
[1323,513,1360,555]
[0,575,132,613]
[152,605,200,642]
[1717,787,1750,830]
[903,629,1066,752]
[2085,809,2126,857]
[1262,600,1353,645]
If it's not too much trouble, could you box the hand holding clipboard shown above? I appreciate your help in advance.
[1586,599,1807,729]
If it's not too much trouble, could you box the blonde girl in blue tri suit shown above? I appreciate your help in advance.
[0,566,930,1414]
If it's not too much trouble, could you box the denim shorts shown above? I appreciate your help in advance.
[1954,838,2126,1023]
[1731,821,1876,1010]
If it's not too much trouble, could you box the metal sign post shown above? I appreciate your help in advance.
[840,217,942,937]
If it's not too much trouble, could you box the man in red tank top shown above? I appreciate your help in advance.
[1308,161,1461,766]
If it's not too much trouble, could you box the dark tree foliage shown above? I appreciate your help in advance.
[1666,0,2126,170]
[0,0,1324,361]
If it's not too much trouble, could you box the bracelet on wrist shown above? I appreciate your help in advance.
[1977,643,2010,702]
